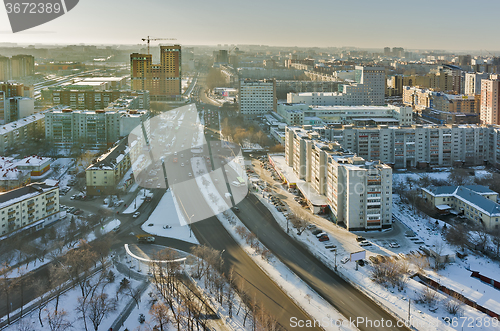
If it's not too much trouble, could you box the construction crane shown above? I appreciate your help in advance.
[141,36,177,54]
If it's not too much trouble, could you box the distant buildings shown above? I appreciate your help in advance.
[464,72,489,96]
[480,77,500,125]
[130,45,182,101]
[238,79,276,115]
[287,66,385,106]
[45,107,149,149]
[282,125,393,230]
[0,182,59,236]
[277,103,412,126]
[42,88,149,111]
[0,54,34,80]
[422,185,500,230]
[402,86,480,115]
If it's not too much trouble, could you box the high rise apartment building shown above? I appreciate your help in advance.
[11,55,35,78]
[285,126,392,230]
[465,72,489,96]
[238,79,276,115]
[130,45,182,101]
[287,66,385,106]
[44,89,150,111]
[45,108,149,149]
[317,123,500,169]
[480,78,500,125]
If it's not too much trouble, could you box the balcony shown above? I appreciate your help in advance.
[8,209,15,215]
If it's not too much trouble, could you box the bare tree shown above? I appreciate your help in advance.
[491,228,500,258]
[44,308,73,331]
[446,224,470,252]
[0,263,13,324]
[149,302,170,331]
[85,293,117,331]
[445,292,463,315]
[416,286,437,306]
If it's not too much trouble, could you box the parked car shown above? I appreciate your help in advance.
[389,242,400,248]
[341,257,350,264]
[311,229,323,236]
[318,235,329,242]
[356,236,366,242]
[359,241,372,247]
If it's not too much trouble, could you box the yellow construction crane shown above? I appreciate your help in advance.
[141,36,177,54]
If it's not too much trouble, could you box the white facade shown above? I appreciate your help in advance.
[465,72,489,96]
[238,79,276,115]
[319,124,500,169]
[285,126,392,230]
[0,182,59,236]
[287,66,386,106]
[277,103,412,126]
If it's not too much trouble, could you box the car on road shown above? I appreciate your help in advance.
[232,206,240,212]
[133,212,141,218]
[389,242,400,248]
[359,241,372,247]
[157,183,161,188]
[188,173,192,177]
[181,163,184,167]
[341,257,350,264]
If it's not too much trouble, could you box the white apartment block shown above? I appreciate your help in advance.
[238,79,276,115]
[0,182,59,236]
[0,112,45,154]
[285,125,392,230]
[287,66,385,106]
[318,124,500,169]
[277,103,412,126]
[45,108,149,148]
[465,72,490,96]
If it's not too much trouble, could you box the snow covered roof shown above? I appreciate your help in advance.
[0,182,57,209]
[87,138,129,171]
[16,156,51,167]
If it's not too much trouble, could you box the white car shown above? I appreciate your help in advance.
[133,212,140,218]
[389,242,400,248]
[341,257,350,264]
[181,163,184,167]
[188,173,192,177]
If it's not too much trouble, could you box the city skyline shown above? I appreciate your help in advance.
[0,0,499,51]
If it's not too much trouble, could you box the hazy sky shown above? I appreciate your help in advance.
[1,0,499,51]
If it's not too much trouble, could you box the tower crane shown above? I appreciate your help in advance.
[141,36,177,54]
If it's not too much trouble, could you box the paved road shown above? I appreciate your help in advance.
[236,194,408,331]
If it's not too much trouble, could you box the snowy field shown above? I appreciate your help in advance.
[140,190,199,245]
[122,189,152,214]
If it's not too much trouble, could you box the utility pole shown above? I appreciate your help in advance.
[408,298,411,326]
[334,249,337,271]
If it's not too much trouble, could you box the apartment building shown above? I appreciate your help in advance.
[464,72,489,96]
[43,89,150,111]
[277,103,412,126]
[284,125,392,230]
[85,139,132,196]
[0,182,59,236]
[10,55,35,78]
[403,86,479,114]
[238,79,276,115]
[318,124,500,169]
[480,78,500,125]
[45,107,149,149]
[130,45,182,101]
[0,112,45,154]
[287,66,385,106]
[422,185,500,230]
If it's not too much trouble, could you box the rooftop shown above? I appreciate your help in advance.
[87,139,129,171]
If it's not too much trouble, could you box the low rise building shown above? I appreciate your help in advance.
[0,182,59,236]
[422,185,500,230]
[15,156,51,176]
[85,139,131,196]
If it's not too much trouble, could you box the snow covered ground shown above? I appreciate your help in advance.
[140,190,199,245]
[255,190,500,330]
[3,266,142,331]
[190,155,357,330]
